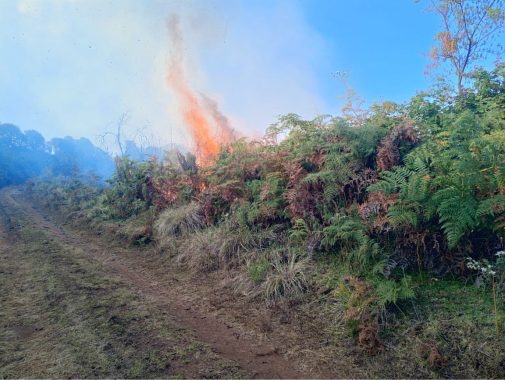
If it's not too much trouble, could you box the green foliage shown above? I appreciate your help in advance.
[289,218,309,243]
[248,257,270,283]
[373,276,415,309]
[369,70,505,252]
[322,210,381,273]
[433,186,478,248]
[28,65,505,362]
[103,157,153,219]
[386,203,420,228]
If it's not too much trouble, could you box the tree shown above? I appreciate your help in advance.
[97,112,129,156]
[430,0,505,96]
[24,130,46,151]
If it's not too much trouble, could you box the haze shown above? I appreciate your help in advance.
[1,0,440,150]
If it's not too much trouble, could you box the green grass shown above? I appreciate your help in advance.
[418,277,505,324]
[375,276,505,378]
[308,256,505,378]
[248,257,270,283]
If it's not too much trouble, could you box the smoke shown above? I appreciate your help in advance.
[1,1,329,150]
[166,14,235,164]
[200,93,237,144]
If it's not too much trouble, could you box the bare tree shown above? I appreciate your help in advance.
[429,0,505,96]
[133,123,163,155]
[114,112,128,156]
[97,112,129,157]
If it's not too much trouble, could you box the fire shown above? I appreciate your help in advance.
[200,94,236,145]
[166,15,235,165]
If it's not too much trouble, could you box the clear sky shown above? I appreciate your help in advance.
[0,0,498,150]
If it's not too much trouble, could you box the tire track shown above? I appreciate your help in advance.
[1,187,314,379]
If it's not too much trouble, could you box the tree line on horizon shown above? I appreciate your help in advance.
[0,123,115,188]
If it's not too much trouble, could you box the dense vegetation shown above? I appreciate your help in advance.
[0,124,114,187]
[27,65,505,376]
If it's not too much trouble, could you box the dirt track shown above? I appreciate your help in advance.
[0,187,330,378]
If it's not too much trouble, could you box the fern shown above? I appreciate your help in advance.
[322,211,381,272]
[477,194,505,217]
[289,218,309,243]
[476,194,505,231]
[368,166,412,195]
[433,186,478,248]
[387,203,420,227]
[374,276,415,309]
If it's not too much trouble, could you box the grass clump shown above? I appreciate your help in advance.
[155,201,204,239]
[176,227,220,273]
[262,251,310,301]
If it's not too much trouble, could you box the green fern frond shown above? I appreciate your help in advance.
[476,194,505,217]
[476,195,505,231]
[290,218,309,243]
[374,276,415,309]
[387,203,419,227]
[433,187,478,248]
[403,173,429,202]
[368,166,412,194]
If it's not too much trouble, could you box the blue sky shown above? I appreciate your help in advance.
[0,0,496,150]
[300,0,439,104]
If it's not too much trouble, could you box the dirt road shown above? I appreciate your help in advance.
[0,187,328,378]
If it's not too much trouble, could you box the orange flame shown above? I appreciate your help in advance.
[166,15,235,165]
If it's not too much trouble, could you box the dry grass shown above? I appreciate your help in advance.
[153,202,206,256]
[175,221,279,275]
[215,225,269,265]
[155,201,204,239]
[262,251,311,302]
[177,227,220,273]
